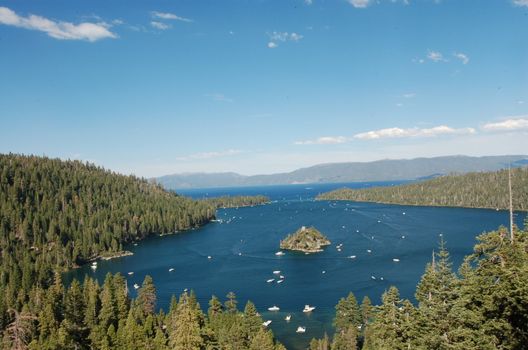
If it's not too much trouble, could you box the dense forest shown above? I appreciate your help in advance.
[317,167,528,211]
[308,224,528,350]
[0,272,285,350]
[201,195,270,209]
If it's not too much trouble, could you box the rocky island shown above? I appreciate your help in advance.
[280,226,331,253]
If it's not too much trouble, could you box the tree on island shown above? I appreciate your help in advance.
[280,226,331,253]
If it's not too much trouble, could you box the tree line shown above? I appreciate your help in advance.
[200,195,270,209]
[317,167,528,211]
[0,272,285,350]
[308,223,528,350]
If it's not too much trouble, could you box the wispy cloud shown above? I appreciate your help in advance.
[205,93,234,103]
[354,125,476,140]
[347,0,372,8]
[482,117,528,131]
[305,0,314,4]
[427,50,447,62]
[0,6,117,41]
[513,0,528,7]
[453,52,469,64]
[295,136,349,145]
[267,31,303,48]
[151,11,193,23]
[403,93,416,98]
[151,21,170,30]
[176,149,243,161]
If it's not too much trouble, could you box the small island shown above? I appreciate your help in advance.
[280,226,331,253]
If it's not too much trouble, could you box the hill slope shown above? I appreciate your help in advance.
[317,167,528,211]
[156,155,528,189]
[0,154,215,279]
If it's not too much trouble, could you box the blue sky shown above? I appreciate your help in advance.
[0,0,527,177]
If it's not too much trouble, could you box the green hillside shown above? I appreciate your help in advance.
[317,167,528,211]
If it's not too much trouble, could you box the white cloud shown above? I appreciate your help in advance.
[427,50,446,62]
[305,0,314,4]
[176,149,243,161]
[347,0,372,8]
[453,52,469,64]
[151,11,193,22]
[151,21,170,30]
[513,0,528,7]
[295,136,349,145]
[354,125,476,140]
[266,31,303,48]
[482,117,528,131]
[206,93,233,103]
[403,93,416,98]
[0,6,117,41]
[269,31,304,42]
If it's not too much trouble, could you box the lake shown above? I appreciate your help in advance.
[64,182,526,350]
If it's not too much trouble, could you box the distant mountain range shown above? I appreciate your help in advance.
[155,155,528,190]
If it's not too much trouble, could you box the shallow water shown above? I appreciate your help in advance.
[65,183,525,350]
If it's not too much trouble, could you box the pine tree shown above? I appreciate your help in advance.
[249,328,275,350]
[136,275,156,318]
[168,292,204,350]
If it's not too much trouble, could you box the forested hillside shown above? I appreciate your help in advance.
[317,167,528,211]
[309,225,528,349]
[0,154,215,312]
[0,272,285,350]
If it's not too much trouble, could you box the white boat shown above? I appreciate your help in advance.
[273,270,281,274]
[91,261,97,266]
[133,283,139,289]
[275,251,285,256]
[303,305,316,313]
[367,249,372,253]
[380,277,384,281]
[128,272,134,275]
[348,255,356,259]
[267,279,275,283]
[371,276,376,280]
[207,256,212,259]
[403,212,406,215]
[285,314,291,321]
[263,320,272,327]
[279,275,285,279]
[392,258,400,262]
[169,268,175,272]
[277,279,284,284]
[322,270,326,274]
[238,252,242,256]
[401,235,406,239]
[268,306,280,311]
[296,326,306,333]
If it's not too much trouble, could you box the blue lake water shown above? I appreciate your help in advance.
[65,183,525,350]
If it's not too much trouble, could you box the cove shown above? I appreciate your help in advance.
[64,183,525,350]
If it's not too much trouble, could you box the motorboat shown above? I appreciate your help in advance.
[267,279,275,283]
[268,306,280,311]
[303,305,315,313]
[133,283,139,289]
[392,258,400,262]
[296,326,306,333]
[275,251,285,256]
[169,268,175,272]
[285,315,291,321]
[128,272,134,275]
[263,320,272,327]
[273,270,281,274]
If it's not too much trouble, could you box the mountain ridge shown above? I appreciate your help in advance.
[155,155,528,189]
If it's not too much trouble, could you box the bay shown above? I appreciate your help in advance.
[65,182,525,350]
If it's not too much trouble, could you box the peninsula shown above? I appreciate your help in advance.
[280,226,331,253]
